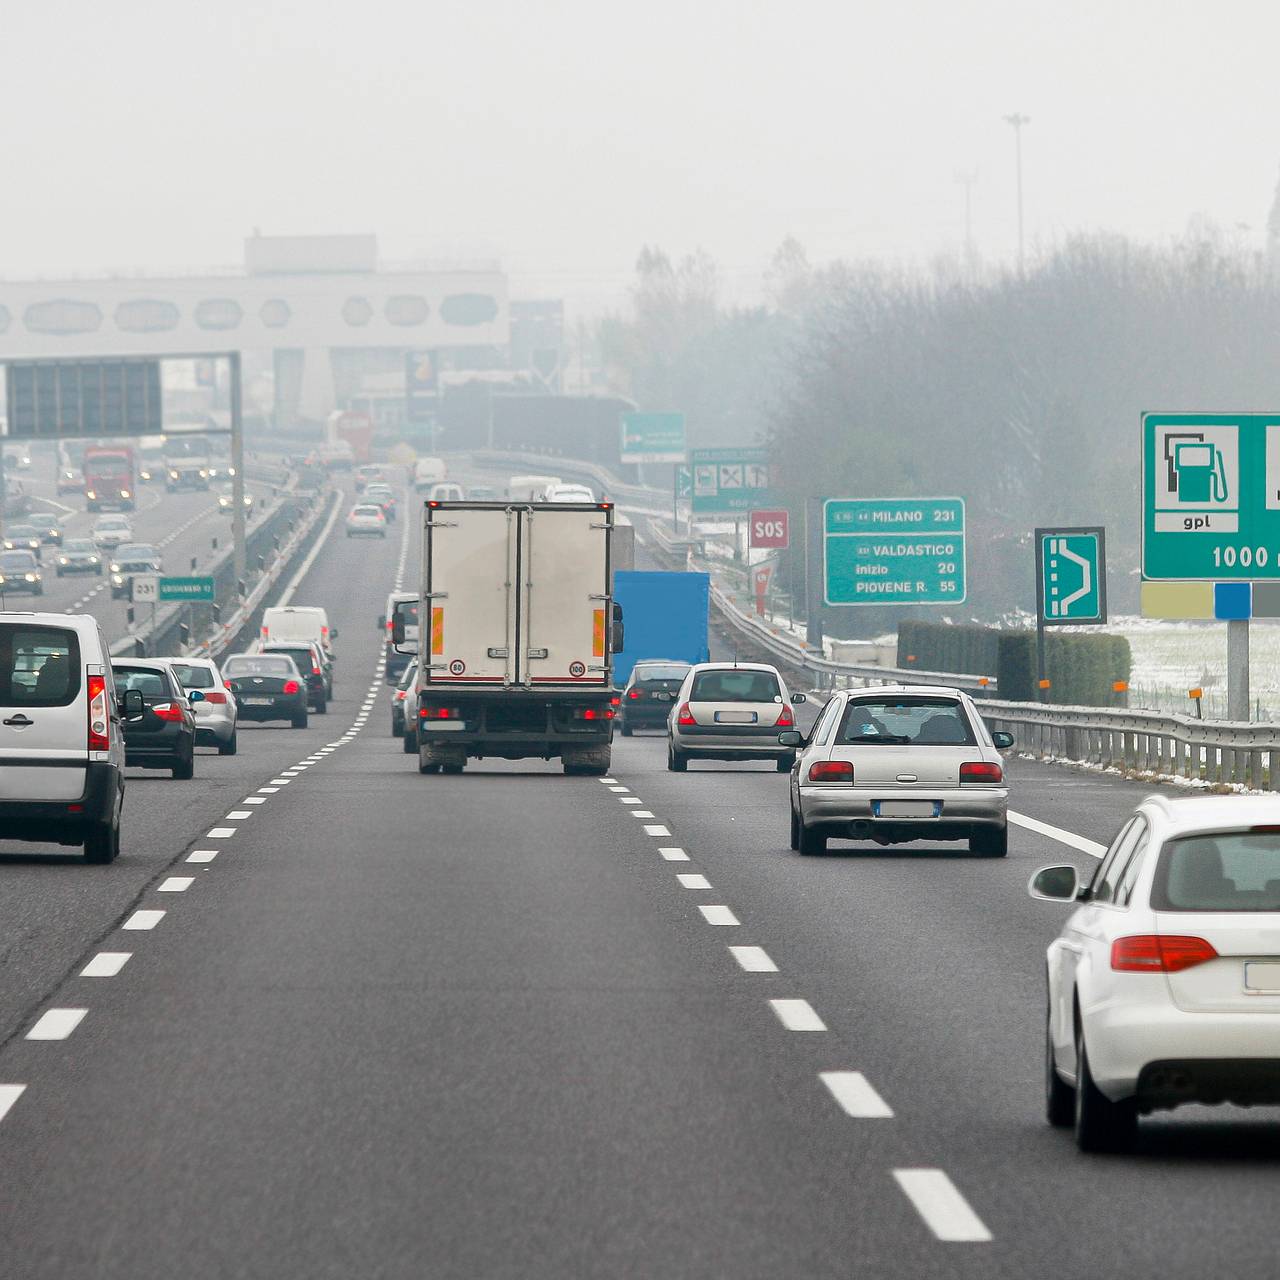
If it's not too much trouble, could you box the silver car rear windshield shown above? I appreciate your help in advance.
[1152,831,1280,912]
[837,698,975,746]
[0,625,81,706]
[690,670,781,702]
[170,664,215,689]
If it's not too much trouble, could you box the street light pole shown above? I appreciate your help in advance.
[1003,113,1030,270]
[954,169,978,269]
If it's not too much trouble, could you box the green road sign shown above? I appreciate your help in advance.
[823,498,965,605]
[1036,527,1107,624]
[159,575,215,602]
[675,465,692,499]
[1141,411,1280,580]
[621,412,686,463]
[690,447,773,514]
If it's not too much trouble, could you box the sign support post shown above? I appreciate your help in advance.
[1034,527,1107,704]
[230,352,246,592]
[805,498,824,651]
[1228,619,1250,721]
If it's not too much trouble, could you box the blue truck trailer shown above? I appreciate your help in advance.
[612,570,710,688]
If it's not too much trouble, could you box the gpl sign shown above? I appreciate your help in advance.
[749,509,789,549]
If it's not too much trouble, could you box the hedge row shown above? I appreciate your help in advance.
[895,621,1131,707]
[896,621,998,676]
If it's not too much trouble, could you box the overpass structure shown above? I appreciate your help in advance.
[0,235,509,425]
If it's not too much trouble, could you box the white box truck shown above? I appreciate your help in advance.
[393,500,623,775]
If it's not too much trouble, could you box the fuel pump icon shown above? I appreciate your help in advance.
[1172,441,1228,503]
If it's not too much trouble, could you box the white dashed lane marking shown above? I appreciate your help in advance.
[770,999,827,1032]
[893,1169,992,1243]
[659,847,689,861]
[27,1009,86,1041]
[698,905,739,926]
[820,1072,894,1118]
[225,811,252,821]
[123,910,164,930]
[0,1085,25,1123]
[158,877,194,893]
[187,850,218,863]
[631,810,655,818]
[80,953,131,978]
[206,828,236,839]
[677,874,711,889]
[242,797,266,805]
[728,945,778,973]
[644,825,671,836]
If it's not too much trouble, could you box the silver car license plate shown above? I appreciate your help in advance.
[874,800,941,818]
[715,710,756,723]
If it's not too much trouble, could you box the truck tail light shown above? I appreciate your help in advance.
[1111,935,1218,973]
[676,703,696,726]
[960,761,1004,785]
[87,674,109,751]
[775,705,794,727]
[572,706,614,720]
[282,680,301,694]
[808,760,853,783]
[421,706,460,719]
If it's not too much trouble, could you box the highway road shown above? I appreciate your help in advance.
[1,479,1279,1278]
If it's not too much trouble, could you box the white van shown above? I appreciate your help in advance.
[261,605,337,661]
[413,457,447,492]
[427,482,465,503]
[0,612,128,862]
[380,590,419,682]
[507,474,562,501]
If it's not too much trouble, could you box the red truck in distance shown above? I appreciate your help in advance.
[83,445,137,512]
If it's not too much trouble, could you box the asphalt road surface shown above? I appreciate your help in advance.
[1,481,1279,1278]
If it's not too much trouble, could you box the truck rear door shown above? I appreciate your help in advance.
[426,506,515,686]
[521,505,611,687]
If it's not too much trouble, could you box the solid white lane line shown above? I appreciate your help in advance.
[631,810,655,818]
[158,877,194,893]
[677,873,712,889]
[242,797,266,805]
[644,825,671,836]
[820,1072,894,1118]
[893,1170,992,1243]
[27,1009,86,1040]
[123,909,164,930]
[0,1085,25,1122]
[1009,810,1107,858]
[698,905,740,926]
[659,847,690,861]
[187,849,218,863]
[770,998,827,1031]
[225,811,252,820]
[80,952,131,978]
[728,945,778,973]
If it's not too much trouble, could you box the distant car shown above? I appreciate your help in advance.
[260,640,330,712]
[4,447,31,470]
[1031,793,1280,1153]
[113,660,198,779]
[27,511,63,545]
[391,658,418,741]
[543,481,596,503]
[354,464,385,492]
[216,484,253,513]
[619,662,693,736]
[427,482,465,503]
[413,456,447,492]
[56,467,84,495]
[467,485,498,501]
[363,483,397,521]
[782,686,1011,857]
[165,657,238,755]
[221,653,309,728]
[109,543,163,599]
[345,503,387,538]
[0,550,44,595]
[55,539,103,576]
[666,662,802,774]
[3,525,44,558]
[92,515,133,549]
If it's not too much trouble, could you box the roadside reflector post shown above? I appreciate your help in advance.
[1189,687,1204,720]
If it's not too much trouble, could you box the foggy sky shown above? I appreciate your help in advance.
[3,0,1278,308]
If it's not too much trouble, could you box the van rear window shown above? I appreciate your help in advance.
[0,625,82,707]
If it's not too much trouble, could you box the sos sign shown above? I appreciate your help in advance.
[749,509,790,549]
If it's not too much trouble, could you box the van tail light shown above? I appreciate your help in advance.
[151,702,185,722]
[808,760,854,783]
[282,680,301,695]
[960,761,1004,785]
[202,691,227,705]
[260,626,268,639]
[676,702,696,726]
[1111,935,1218,973]
[775,705,794,727]
[87,674,109,751]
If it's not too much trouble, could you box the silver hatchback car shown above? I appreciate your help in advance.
[667,661,805,772]
[782,685,1013,856]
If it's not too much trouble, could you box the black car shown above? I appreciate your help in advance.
[114,661,198,778]
[0,550,45,595]
[259,642,329,712]
[221,653,309,728]
[619,661,692,735]
[27,511,63,546]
